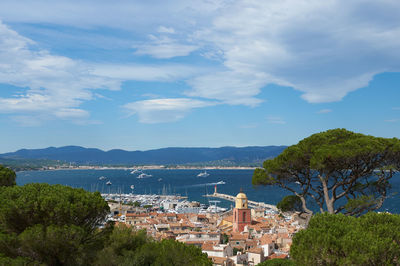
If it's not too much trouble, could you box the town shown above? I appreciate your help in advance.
[104,187,307,265]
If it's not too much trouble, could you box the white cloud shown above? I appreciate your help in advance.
[133,35,198,59]
[187,0,400,104]
[317,109,333,114]
[90,63,202,81]
[385,119,399,123]
[393,107,400,110]
[123,98,217,123]
[1,1,400,124]
[0,21,205,125]
[0,21,122,124]
[0,1,226,31]
[157,26,175,34]
[267,116,286,124]
[186,71,268,106]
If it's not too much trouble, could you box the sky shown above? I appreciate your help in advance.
[0,0,399,153]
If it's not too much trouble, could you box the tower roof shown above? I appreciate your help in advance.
[236,187,247,199]
[236,192,247,199]
[235,189,248,209]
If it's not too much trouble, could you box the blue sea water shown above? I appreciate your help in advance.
[16,169,400,213]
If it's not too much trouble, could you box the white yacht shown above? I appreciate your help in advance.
[137,173,152,179]
[197,171,209,177]
[99,176,106,180]
[106,181,112,185]
[130,169,141,174]
[206,200,227,213]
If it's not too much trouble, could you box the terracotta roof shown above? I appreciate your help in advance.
[268,253,288,259]
[126,213,148,217]
[209,256,228,265]
[230,233,249,240]
[201,243,215,251]
[260,234,274,245]
[222,215,233,223]
[248,247,263,254]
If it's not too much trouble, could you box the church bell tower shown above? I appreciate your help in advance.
[233,189,251,232]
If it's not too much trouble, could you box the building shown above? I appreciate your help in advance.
[233,189,251,233]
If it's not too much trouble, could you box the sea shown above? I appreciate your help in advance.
[16,169,400,213]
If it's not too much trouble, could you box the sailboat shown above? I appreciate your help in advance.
[137,173,152,179]
[197,170,209,177]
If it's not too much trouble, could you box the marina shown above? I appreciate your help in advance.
[16,169,400,214]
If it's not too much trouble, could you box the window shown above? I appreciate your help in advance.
[243,212,246,222]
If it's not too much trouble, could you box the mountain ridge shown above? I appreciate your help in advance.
[0,145,287,166]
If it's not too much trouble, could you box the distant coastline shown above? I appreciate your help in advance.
[26,165,257,172]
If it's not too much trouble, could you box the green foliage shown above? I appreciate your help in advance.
[0,157,68,171]
[257,258,296,266]
[344,195,378,214]
[0,183,110,265]
[233,247,242,256]
[96,225,211,266]
[277,195,303,213]
[253,128,400,215]
[95,226,149,266]
[290,212,400,265]
[222,233,229,244]
[0,183,212,265]
[0,254,33,265]
[0,164,16,187]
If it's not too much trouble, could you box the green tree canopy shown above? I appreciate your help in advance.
[277,195,303,213]
[0,183,110,265]
[257,258,296,266]
[253,129,400,216]
[0,165,16,187]
[95,225,212,266]
[0,183,211,265]
[290,212,400,265]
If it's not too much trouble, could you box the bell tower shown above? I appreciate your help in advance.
[233,189,251,232]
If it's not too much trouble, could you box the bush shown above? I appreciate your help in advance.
[290,212,400,265]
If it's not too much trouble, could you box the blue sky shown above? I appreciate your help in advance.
[0,0,399,153]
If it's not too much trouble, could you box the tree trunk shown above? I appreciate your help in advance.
[319,175,334,214]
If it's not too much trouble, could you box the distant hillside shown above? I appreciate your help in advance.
[0,146,287,166]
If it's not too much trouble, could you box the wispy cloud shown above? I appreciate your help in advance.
[157,26,175,34]
[0,20,210,125]
[2,1,400,125]
[90,63,202,82]
[123,98,218,123]
[317,109,333,114]
[385,119,399,123]
[0,21,121,125]
[186,71,267,106]
[393,107,400,110]
[187,0,400,104]
[133,35,198,59]
[267,116,286,124]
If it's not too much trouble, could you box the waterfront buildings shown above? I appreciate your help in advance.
[105,190,304,265]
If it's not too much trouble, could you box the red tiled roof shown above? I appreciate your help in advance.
[248,247,263,254]
[268,253,288,259]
